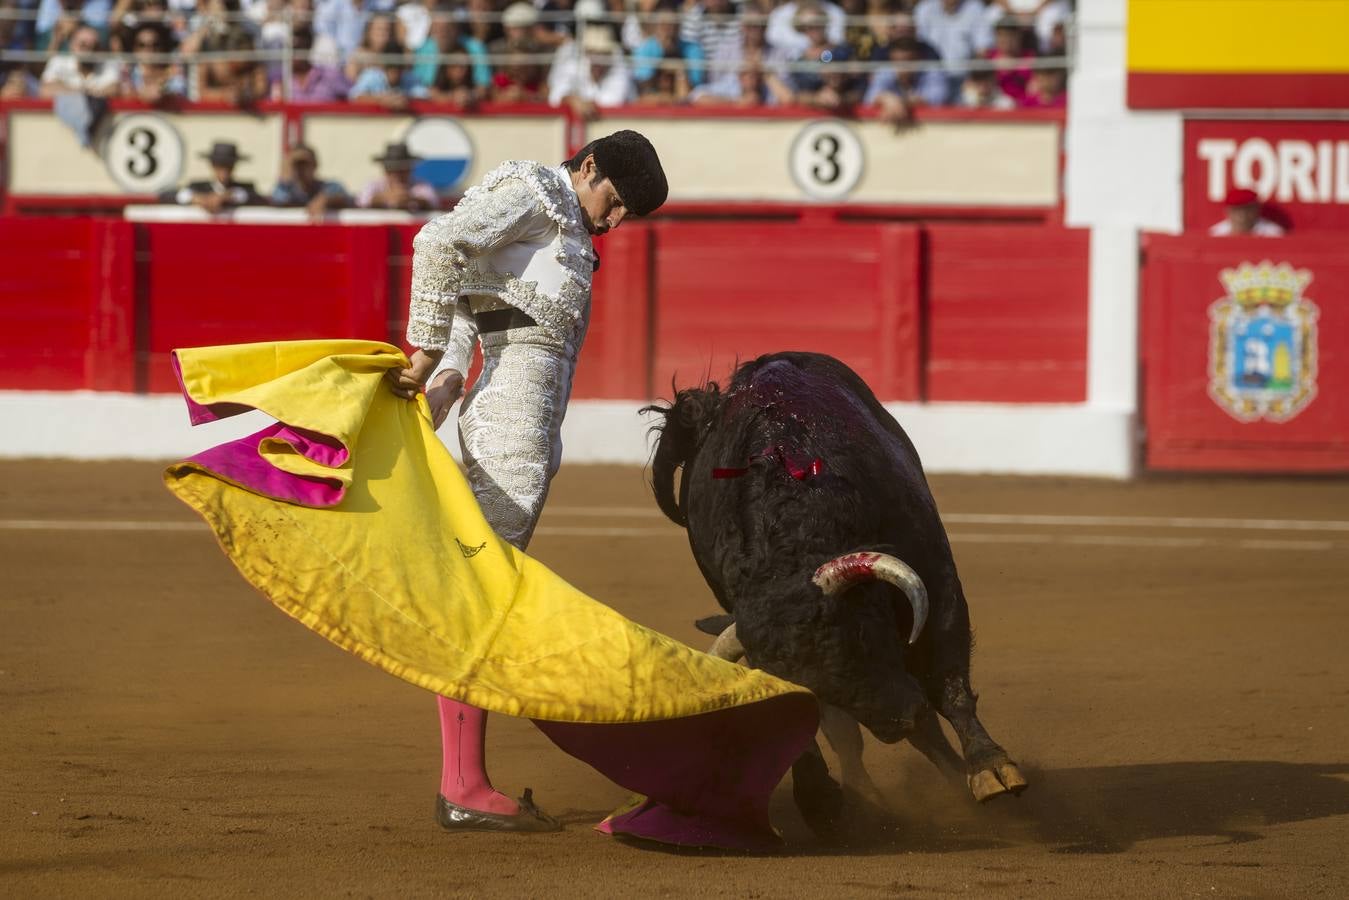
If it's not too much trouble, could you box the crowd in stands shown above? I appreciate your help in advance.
[0,0,1072,119]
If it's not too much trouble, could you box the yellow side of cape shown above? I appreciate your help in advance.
[164,339,809,723]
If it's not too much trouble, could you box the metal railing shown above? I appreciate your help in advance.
[0,8,1074,105]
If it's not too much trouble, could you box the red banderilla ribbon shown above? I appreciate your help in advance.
[713,446,824,481]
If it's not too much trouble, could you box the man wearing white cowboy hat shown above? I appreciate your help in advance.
[387,131,668,833]
[172,141,263,213]
[356,141,438,212]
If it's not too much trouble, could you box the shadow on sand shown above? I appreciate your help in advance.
[766,759,1349,856]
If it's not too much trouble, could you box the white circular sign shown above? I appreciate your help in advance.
[402,117,476,192]
[789,120,864,200]
[104,113,185,195]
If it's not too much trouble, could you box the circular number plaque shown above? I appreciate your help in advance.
[104,114,185,194]
[789,120,864,200]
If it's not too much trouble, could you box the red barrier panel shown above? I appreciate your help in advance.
[139,223,391,392]
[1142,235,1349,471]
[924,225,1089,403]
[580,225,655,400]
[0,218,1089,408]
[649,222,922,400]
[0,217,135,392]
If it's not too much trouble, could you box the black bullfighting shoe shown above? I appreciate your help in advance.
[435,788,562,833]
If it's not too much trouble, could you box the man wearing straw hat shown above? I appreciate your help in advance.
[357,141,439,211]
[387,131,667,832]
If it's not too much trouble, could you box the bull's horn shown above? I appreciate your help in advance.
[812,552,929,645]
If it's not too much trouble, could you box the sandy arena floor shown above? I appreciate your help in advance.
[3,461,1348,898]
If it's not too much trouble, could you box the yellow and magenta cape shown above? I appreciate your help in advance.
[163,339,817,849]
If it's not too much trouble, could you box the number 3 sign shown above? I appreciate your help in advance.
[789,120,864,200]
[103,113,185,194]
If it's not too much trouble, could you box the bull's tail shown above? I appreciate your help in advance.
[641,382,723,527]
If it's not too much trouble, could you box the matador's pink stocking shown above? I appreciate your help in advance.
[437,696,520,815]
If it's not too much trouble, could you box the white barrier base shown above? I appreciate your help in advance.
[0,392,1137,478]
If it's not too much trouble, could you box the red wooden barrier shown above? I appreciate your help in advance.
[924,225,1089,403]
[138,223,390,392]
[580,225,655,400]
[0,217,135,392]
[0,217,1091,409]
[1142,234,1349,472]
[649,222,922,400]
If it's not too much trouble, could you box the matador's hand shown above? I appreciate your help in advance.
[425,369,465,429]
[386,348,442,399]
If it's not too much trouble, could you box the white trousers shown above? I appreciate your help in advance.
[457,325,577,550]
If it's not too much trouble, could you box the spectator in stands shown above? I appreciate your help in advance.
[181,0,254,52]
[868,11,939,60]
[701,12,787,91]
[395,0,432,51]
[621,0,661,52]
[35,0,113,50]
[123,21,186,101]
[463,0,503,53]
[989,0,1070,54]
[413,11,491,95]
[1,4,40,96]
[347,13,399,81]
[40,21,122,96]
[786,7,857,111]
[194,26,269,104]
[957,65,1013,108]
[172,140,264,211]
[108,0,173,52]
[428,32,487,104]
[863,34,946,120]
[680,0,740,66]
[357,141,438,211]
[1210,188,1285,237]
[272,143,351,219]
[250,0,293,86]
[547,21,633,115]
[912,0,990,94]
[489,2,547,101]
[1,4,39,96]
[633,0,704,90]
[313,0,365,58]
[984,14,1033,103]
[283,26,351,101]
[691,58,784,107]
[1019,60,1064,107]
[349,45,427,104]
[693,15,791,104]
[765,0,844,55]
[535,0,580,49]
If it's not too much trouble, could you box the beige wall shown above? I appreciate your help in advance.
[301,115,565,197]
[589,117,1061,206]
[8,110,283,194]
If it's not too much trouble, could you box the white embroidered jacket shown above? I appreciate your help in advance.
[406,161,594,374]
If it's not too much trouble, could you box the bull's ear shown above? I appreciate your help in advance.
[695,614,735,636]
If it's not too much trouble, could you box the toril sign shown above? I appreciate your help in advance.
[1185,121,1349,233]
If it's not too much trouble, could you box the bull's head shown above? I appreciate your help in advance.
[727,551,930,744]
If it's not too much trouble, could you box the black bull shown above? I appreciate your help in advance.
[645,352,1026,826]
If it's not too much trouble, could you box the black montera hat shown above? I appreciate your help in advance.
[589,130,667,217]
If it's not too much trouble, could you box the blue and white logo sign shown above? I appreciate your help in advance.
[1208,260,1320,423]
[402,118,475,193]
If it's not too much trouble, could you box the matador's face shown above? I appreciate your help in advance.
[572,155,629,237]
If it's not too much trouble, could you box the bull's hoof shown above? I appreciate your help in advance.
[969,762,1028,803]
[793,754,845,839]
